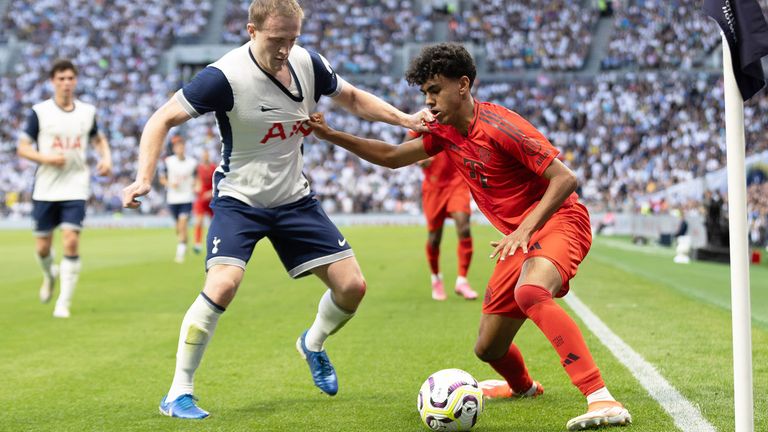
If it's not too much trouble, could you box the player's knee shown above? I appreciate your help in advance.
[474,340,504,363]
[514,284,552,314]
[339,276,366,301]
[457,226,471,239]
[205,273,241,302]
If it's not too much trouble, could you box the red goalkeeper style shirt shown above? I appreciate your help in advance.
[422,100,578,234]
[196,162,217,198]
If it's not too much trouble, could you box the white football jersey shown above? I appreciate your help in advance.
[176,43,343,208]
[22,99,98,201]
[164,155,197,204]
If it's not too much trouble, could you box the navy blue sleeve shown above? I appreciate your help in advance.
[23,110,39,141]
[180,66,234,115]
[89,115,99,139]
[308,50,340,102]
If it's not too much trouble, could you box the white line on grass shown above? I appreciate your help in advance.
[564,292,717,432]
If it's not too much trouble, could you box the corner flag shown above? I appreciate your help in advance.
[705,0,768,101]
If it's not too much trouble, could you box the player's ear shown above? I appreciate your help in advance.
[246,23,257,39]
[459,76,471,95]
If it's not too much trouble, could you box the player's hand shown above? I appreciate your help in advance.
[403,108,436,133]
[46,154,66,167]
[122,181,151,209]
[96,159,112,176]
[308,112,333,140]
[489,229,533,261]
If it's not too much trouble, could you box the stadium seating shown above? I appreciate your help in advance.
[0,0,767,248]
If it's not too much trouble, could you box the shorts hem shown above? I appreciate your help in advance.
[288,249,355,279]
[206,256,247,270]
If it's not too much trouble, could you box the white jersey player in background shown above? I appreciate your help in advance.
[17,59,112,318]
[159,136,197,263]
[122,0,432,419]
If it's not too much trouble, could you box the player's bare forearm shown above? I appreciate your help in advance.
[309,112,429,169]
[93,133,113,175]
[93,134,111,161]
[324,129,405,168]
[16,137,65,166]
[520,160,579,233]
[136,98,190,183]
[334,84,432,132]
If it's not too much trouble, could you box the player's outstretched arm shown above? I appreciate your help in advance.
[333,83,433,132]
[122,98,191,209]
[309,112,430,169]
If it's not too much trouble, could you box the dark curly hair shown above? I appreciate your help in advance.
[405,43,476,88]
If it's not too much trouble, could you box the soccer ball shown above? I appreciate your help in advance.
[417,368,484,431]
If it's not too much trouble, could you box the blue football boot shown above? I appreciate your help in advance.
[296,330,338,396]
[159,394,209,419]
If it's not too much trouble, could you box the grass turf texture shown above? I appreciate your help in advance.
[0,226,766,431]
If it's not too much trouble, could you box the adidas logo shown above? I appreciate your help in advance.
[528,242,542,252]
[562,353,581,366]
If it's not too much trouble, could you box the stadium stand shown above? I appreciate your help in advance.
[0,0,767,248]
[449,0,598,71]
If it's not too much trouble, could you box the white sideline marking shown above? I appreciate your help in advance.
[564,292,717,432]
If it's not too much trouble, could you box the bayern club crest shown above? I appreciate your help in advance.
[478,147,492,164]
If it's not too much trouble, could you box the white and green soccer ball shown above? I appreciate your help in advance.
[417,368,484,431]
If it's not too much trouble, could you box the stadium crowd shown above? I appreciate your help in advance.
[222,0,432,74]
[601,0,721,70]
[449,0,598,71]
[1,0,768,248]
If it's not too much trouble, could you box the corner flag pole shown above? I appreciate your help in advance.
[720,31,754,432]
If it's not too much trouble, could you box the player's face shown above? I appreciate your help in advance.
[248,15,301,73]
[420,75,464,126]
[51,69,77,100]
[173,142,185,157]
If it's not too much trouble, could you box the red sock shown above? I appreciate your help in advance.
[515,284,605,396]
[426,242,440,275]
[457,237,473,277]
[488,343,533,394]
[194,224,203,244]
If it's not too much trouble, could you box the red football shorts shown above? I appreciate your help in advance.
[422,181,471,231]
[482,203,592,318]
[193,197,213,217]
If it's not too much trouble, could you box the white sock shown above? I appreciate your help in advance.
[456,275,468,286]
[586,387,616,405]
[431,273,442,283]
[305,290,354,352]
[176,243,187,258]
[523,381,539,397]
[55,256,81,309]
[167,294,224,401]
[37,252,54,280]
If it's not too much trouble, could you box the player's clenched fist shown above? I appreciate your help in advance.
[308,112,333,140]
[122,181,151,209]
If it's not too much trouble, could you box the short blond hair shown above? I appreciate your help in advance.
[248,0,304,29]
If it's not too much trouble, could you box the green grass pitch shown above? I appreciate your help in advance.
[1,225,766,431]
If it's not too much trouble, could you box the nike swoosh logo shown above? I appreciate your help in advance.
[338,239,347,247]
[260,106,279,112]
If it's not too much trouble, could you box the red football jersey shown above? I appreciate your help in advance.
[422,100,577,234]
[196,162,217,196]
[422,151,463,190]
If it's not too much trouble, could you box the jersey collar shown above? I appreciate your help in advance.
[248,48,304,103]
